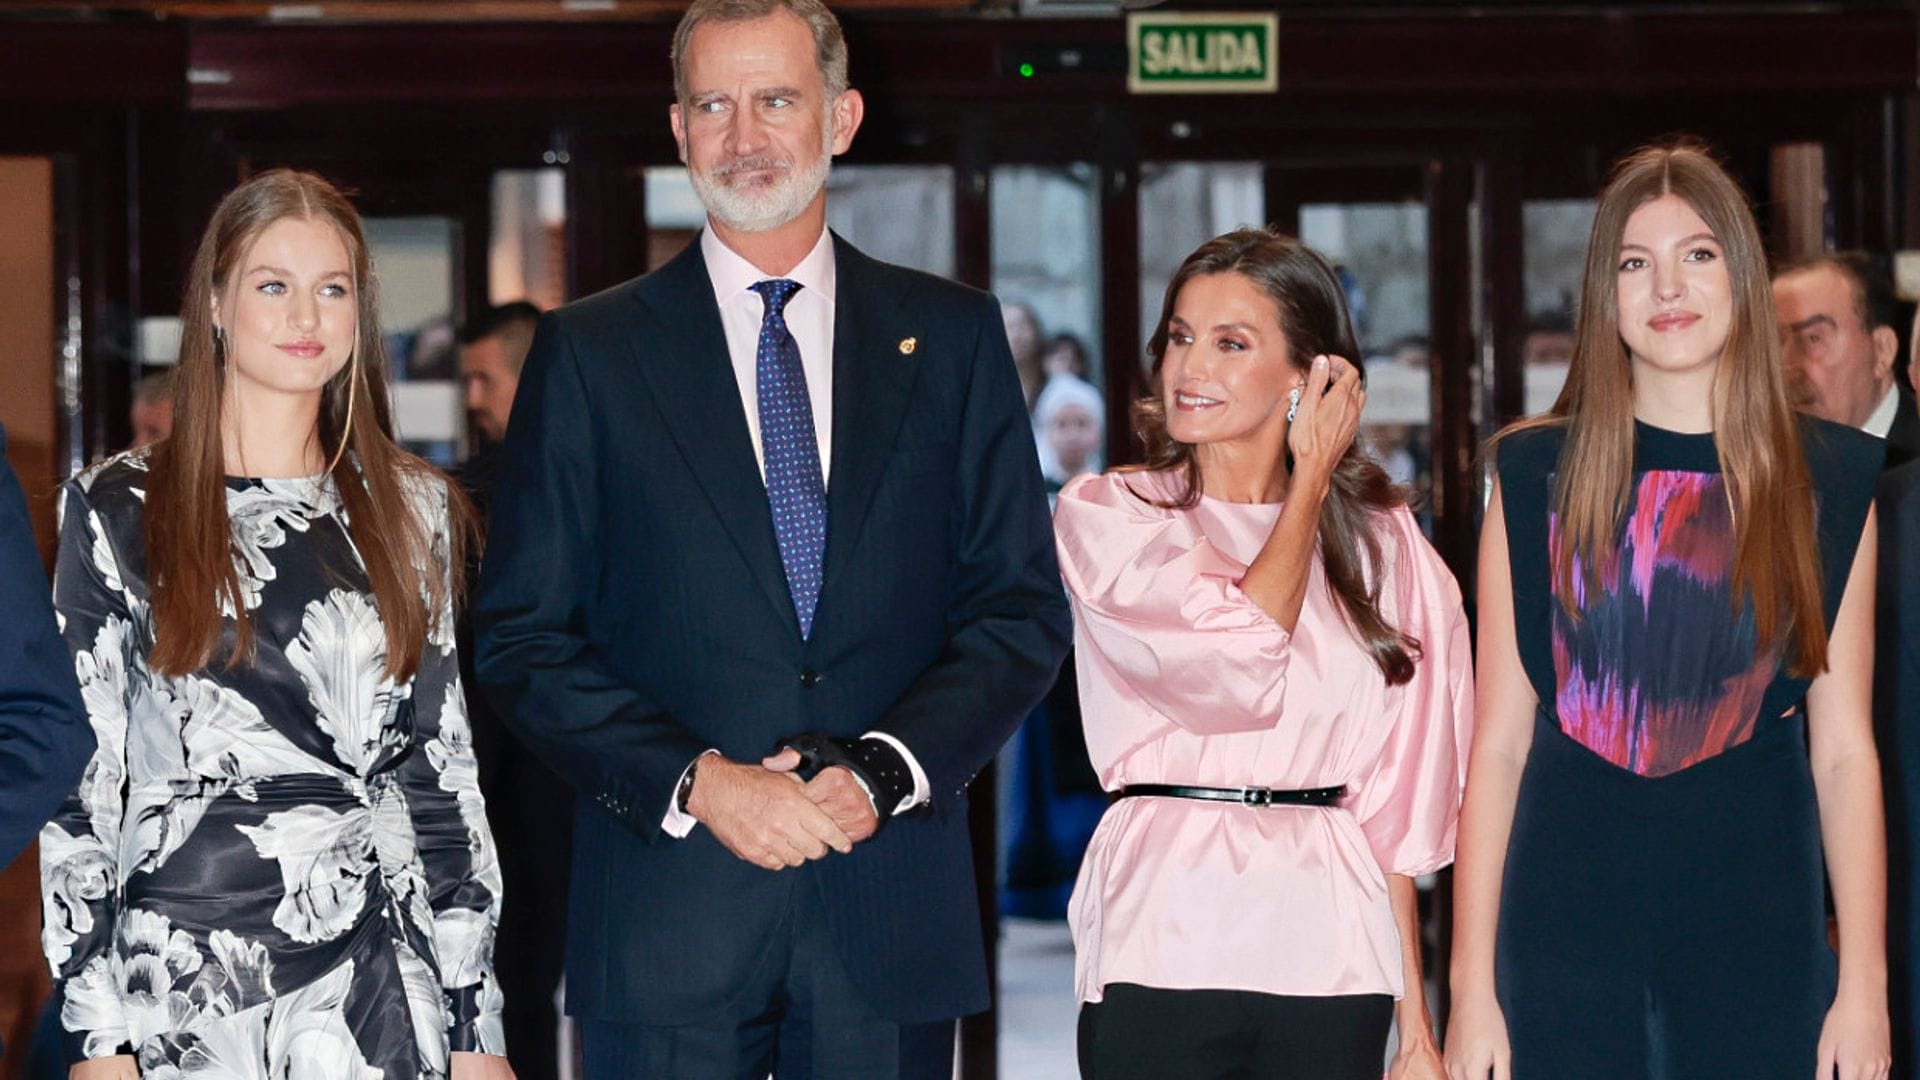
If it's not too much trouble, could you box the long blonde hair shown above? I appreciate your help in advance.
[147,168,473,679]
[1496,139,1826,677]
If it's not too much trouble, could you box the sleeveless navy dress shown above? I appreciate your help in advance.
[1493,418,1882,1077]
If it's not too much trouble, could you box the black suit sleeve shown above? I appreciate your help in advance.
[470,316,708,841]
[867,295,1072,805]
[0,431,91,870]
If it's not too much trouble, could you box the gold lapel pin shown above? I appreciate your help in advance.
[898,337,917,355]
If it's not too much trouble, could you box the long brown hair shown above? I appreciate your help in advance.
[1495,138,1826,677]
[1130,228,1419,685]
[147,168,474,679]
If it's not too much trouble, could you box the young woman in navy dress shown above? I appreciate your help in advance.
[1446,141,1891,1079]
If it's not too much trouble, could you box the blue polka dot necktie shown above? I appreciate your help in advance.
[751,278,827,639]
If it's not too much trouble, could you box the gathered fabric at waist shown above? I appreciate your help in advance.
[1069,791,1404,1005]
[120,768,428,947]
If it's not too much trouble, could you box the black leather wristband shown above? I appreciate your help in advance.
[780,732,916,829]
[676,754,702,813]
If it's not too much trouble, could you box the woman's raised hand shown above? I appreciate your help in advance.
[1285,354,1365,487]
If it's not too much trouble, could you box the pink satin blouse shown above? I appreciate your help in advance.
[1054,469,1473,1003]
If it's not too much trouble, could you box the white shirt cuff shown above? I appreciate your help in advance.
[863,731,930,814]
[662,749,719,838]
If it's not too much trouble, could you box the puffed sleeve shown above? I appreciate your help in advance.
[41,479,135,1063]
[1053,472,1292,734]
[1348,507,1474,877]
[394,476,505,1056]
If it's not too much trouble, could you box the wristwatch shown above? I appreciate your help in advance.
[676,756,700,813]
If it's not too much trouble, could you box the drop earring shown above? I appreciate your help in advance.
[213,325,228,371]
[1286,386,1302,424]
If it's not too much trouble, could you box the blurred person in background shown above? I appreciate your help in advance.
[39,169,510,1080]
[1033,372,1104,498]
[1057,229,1468,1080]
[1774,250,1920,469]
[1043,331,1091,381]
[1362,334,1432,491]
[1003,298,1046,408]
[1001,371,1108,921]
[457,299,573,1080]
[457,301,541,506]
[460,302,539,455]
[127,370,174,450]
[1520,309,1575,370]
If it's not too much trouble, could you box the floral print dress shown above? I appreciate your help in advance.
[39,451,504,1077]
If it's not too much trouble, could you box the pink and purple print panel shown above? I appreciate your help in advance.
[1549,469,1780,777]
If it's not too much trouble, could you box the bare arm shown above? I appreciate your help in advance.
[1808,506,1891,1080]
[1444,481,1536,1080]
[1239,356,1363,630]
[1388,874,1445,1078]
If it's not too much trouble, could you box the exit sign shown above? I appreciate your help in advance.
[1127,12,1278,94]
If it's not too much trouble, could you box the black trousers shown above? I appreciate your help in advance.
[579,876,955,1080]
[1077,983,1391,1080]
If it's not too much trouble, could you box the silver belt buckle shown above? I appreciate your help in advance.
[1240,786,1273,807]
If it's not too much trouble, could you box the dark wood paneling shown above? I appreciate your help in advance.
[1427,157,1478,581]
[187,23,677,110]
[567,138,653,299]
[1098,138,1142,469]
[1479,156,1528,433]
[0,21,186,104]
[180,10,1916,110]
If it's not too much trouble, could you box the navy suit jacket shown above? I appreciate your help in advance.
[0,424,91,870]
[1886,388,1920,471]
[472,234,1071,1024]
[1877,459,1920,1070]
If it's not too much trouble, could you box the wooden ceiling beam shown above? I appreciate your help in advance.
[8,0,972,21]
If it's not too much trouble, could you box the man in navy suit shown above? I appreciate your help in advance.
[471,1,1070,1075]
[0,423,91,872]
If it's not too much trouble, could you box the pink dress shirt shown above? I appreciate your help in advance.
[1054,469,1473,1003]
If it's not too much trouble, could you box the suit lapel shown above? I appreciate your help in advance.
[628,241,796,629]
[823,237,920,605]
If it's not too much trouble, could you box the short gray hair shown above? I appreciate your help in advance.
[671,0,850,106]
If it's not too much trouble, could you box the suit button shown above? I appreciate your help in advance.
[799,669,821,689]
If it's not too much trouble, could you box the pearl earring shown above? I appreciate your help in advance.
[1286,386,1302,424]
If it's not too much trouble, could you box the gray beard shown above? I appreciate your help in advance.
[691,138,833,235]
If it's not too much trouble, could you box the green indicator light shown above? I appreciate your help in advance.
[1019,62,1035,78]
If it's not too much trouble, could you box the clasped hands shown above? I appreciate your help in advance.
[686,748,879,871]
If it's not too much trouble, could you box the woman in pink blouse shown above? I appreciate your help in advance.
[1054,228,1472,1080]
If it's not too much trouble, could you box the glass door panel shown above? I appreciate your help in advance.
[364,215,462,465]
[1520,198,1594,416]
[1138,162,1264,360]
[990,160,1104,1080]
[1300,199,1435,520]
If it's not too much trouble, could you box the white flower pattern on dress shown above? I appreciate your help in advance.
[237,803,378,944]
[222,480,336,616]
[287,589,406,774]
[40,457,502,1072]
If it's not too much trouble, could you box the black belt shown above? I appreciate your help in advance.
[1117,783,1346,807]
